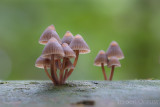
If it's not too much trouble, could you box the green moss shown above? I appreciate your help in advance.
[0,81,9,84]
[29,81,40,84]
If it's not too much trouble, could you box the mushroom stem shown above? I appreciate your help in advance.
[66,50,79,79]
[109,65,115,81]
[44,65,55,84]
[51,54,58,84]
[63,69,68,83]
[58,59,61,69]
[101,63,107,80]
[54,63,59,84]
[60,58,66,84]
[73,50,79,67]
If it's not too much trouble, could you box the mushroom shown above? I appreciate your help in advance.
[39,25,62,45]
[35,24,91,85]
[63,58,74,83]
[67,34,90,78]
[41,37,64,84]
[35,57,55,83]
[59,43,76,83]
[106,41,124,81]
[62,43,76,59]
[94,50,108,80]
[107,57,121,81]
[62,31,74,45]
[106,41,124,60]
[64,58,74,70]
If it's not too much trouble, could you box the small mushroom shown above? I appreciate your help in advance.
[107,57,121,81]
[41,38,64,59]
[35,57,55,83]
[35,57,50,69]
[64,58,74,70]
[62,31,74,45]
[94,50,108,80]
[59,43,76,83]
[39,25,62,45]
[41,37,64,84]
[69,34,90,54]
[106,41,124,60]
[63,58,74,83]
[62,43,76,59]
[67,34,90,78]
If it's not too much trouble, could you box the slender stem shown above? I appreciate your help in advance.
[109,66,115,81]
[73,50,79,66]
[60,58,66,84]
[101,63,107,80]
[54,63,59,84]
[58,59,61,69]
[58,59,62,75]
[54,60,58,81]
[66,50,79,78]
[44,65,55,83]
[51,54,58,84]
[63,69,68,83]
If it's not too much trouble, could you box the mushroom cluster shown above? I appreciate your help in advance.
[94,41,124,81]
[35,25,90,85]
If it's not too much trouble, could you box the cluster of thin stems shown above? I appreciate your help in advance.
[101,63,115,81]
[44,50,79,85]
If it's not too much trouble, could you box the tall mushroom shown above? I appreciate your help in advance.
[106,41,124,81]
[62,31,74,45]
[94,50,108,80]
[107,57,121,81]
[60,43,76,83]
[41,37,64,85]
[39,25,62,45]
[67,34,90,78]
[35,57,55,83]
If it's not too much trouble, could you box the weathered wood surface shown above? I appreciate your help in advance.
[0,80,160,107]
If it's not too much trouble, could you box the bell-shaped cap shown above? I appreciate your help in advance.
[35,57,50,69]
[69,34,90,54]
[62,31,74,45]
[107,57,121,68]
[41,38,64,59]
[106,41,124,60]
[94,50,108,66]
[39,25,62,45]
[62,43,76,58]
[64,58,74,70]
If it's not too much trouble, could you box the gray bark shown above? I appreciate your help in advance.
[0,80,160,107]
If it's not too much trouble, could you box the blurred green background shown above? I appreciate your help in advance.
[0,0,160,80]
